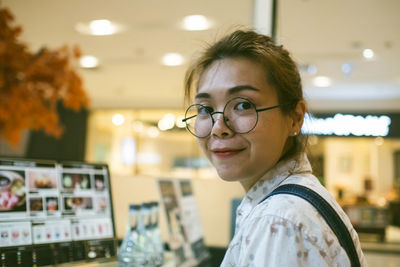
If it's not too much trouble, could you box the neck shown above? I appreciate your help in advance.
[240,176,261,193]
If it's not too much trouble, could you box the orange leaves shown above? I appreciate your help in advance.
[0,8,90,147]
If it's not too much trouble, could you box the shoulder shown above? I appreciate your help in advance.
[254,173,329,225]
[244,173,364,264]
[282,173,354,229]
[247,174,344,247]
[235,192,349,266]
[253,186,330,240]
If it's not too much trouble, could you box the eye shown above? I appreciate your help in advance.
[235,101,253,111]
[197,105,213,115]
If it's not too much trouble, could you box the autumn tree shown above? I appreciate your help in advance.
[0,7,89,147]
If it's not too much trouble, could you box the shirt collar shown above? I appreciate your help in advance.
[243,153,312,208]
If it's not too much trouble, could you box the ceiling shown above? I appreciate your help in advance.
[3,0,400,113]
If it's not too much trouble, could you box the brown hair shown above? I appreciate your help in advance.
[184,29,307,158]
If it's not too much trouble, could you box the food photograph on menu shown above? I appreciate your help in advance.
[62,173,91,190]
[0,170,27,213]
[29,196,44,213]
[63,196,93,214]
[27,170,58,190]
[45,196,59,214]
[95,196,108,213]
[94,175,106,191]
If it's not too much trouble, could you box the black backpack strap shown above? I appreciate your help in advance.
[259,184,360,267]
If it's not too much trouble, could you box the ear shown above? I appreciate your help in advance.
[289,100,306,136]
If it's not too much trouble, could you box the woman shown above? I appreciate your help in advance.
[183,29,366,266]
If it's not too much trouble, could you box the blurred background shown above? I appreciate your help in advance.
[1,0,400,266]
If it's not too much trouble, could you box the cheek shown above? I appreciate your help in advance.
[196,138,209,155]
[250,119,290,156]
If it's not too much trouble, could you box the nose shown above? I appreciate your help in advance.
[210,112,233,138]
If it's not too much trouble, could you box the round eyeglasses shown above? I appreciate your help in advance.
[183,97,285,138]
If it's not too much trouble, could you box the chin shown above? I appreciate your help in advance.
[216,169,244,182]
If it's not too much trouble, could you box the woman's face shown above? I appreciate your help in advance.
[195,57,295,191]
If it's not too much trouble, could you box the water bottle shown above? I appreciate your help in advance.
[150,202,164,266]
[118,204,146,266]
[140,202,157,265]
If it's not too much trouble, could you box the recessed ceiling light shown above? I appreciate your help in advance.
[147,127,160,138]
[307,64,318,75]
[176,115,186,128]
[182,15,212,31]
[90,19,116,35]
[79,55,99,68]
[363,48,374,59]
[75,19,124,36]
[132,121,144,133]
[313,76,332,87]
[162,53,184,66]
[112,114,125,126]
[158,114,175,131]
[374,137,384,146]
[341,63,353,74]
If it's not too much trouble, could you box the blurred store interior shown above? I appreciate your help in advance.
[1,0,400,266]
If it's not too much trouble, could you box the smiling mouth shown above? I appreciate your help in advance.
[211,148,245,157]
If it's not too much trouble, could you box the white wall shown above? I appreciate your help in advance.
[324,138,371,198]
[371,139,400,200]
[323,137,400,202]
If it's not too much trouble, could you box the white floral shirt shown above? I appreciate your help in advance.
[221,153,367,267]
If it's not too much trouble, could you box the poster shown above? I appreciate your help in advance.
[157,179,210,266]
[157,180,187,265]
[177,179,210,263]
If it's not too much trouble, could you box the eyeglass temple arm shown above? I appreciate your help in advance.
[182,115,196,122]
[183,110,224,123]
[255,104,282,113]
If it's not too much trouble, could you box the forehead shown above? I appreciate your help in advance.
[197,57,275,100]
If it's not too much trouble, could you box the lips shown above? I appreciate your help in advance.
[211,147,245,158]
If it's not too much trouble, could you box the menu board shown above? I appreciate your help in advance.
[0,158,117,266]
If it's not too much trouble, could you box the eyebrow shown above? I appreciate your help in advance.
[195,85,260,99]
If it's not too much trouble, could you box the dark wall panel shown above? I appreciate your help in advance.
[26,104,88,161]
